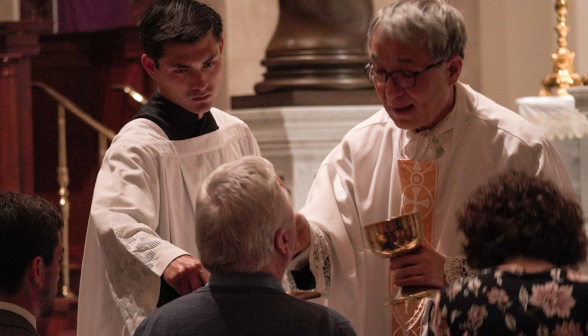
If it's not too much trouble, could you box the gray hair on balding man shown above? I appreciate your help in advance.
[195,156,294,274]
[368,0,467,62]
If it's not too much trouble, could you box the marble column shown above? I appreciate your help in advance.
[234,105,380,211]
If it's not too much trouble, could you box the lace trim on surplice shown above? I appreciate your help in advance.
[444,256,478,283]
[282,223,331,294]
[309,223,331,294]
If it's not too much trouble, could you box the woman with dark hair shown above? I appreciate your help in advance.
[430,171,588,336]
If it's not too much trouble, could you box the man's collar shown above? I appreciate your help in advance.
[152,93,205,121]
[0,301,36,329]
[133,92,219,141]
[208,272,285,292]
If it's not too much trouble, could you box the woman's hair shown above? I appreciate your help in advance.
[458,171,587,269]
[139,0,223,66]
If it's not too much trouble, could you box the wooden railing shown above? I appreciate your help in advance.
[32,82,117,298]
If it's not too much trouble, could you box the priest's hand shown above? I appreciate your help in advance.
[293,212,311,256]
[163,255,210,295]
[389,245,447,288]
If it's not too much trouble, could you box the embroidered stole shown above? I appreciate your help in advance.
[388,159,438,335]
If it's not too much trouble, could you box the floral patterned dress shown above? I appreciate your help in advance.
[429,267,588,336]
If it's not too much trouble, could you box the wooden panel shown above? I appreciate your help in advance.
[0,22,51,193]
[0,55,22,192]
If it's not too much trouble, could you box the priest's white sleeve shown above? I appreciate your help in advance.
[86,142,188,332]
[285,222,332,295]
[298,157,368,333]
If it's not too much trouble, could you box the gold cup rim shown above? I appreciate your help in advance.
[364,211,424,258]
[377,211,421,225]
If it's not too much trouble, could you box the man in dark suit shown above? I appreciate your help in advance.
[135,156,356,336]
[0,192,64,336]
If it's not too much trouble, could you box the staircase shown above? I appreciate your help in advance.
[32,82,117,336]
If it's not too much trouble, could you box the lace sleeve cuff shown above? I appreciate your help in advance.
[443,256,477,284]
[308,223,331,294]
[283,223,331,294]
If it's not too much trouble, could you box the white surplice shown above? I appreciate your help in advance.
[77,108,260,336]
[299,82,574,336]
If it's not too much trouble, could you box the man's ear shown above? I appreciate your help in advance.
[274,228,292,257]
[29,256,46,288]
[141,54,158,80]
[446,56,463,85]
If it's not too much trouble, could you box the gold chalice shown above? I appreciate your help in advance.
[364,211,438,335]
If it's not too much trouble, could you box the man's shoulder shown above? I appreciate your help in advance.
[462,84,549,144]
[294,297,351,321]
[285,298,356,335]
[210,108,249,128]
[347,108,391,134]
[0,309,39,336]
[335,108,394,150]
[134,289,215,334]
[115,118,169,144]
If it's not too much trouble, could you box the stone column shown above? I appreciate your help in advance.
[232,0,379,108]
[256,0,373,93]
[231,0,382,209]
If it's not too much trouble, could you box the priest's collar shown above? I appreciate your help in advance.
[403,86,460,161]
[133,92,219,141]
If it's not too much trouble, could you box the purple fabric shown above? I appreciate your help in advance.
[58,0,132,33]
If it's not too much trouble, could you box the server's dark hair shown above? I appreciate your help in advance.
[140,0,223,66]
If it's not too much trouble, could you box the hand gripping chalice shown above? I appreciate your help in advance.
[364,211,438,335]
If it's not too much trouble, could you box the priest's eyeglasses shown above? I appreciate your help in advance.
[364,60,443,89]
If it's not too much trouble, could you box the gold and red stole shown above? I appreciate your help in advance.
[397,159,437,245]
[387,159,438,335]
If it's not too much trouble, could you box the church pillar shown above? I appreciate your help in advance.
[231,0,381,209]
[232,0,379,108]
[0,22,51,193]
[254,0,374,93]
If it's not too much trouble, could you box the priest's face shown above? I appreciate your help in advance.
[370,28,462,130]
[142,32,224,118]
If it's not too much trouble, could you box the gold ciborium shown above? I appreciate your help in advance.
[364,211,438,335]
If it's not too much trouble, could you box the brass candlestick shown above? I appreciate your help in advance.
[539,0,583,96]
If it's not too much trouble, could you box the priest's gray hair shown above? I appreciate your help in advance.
[368,0,467,62]
[195,156,294,274]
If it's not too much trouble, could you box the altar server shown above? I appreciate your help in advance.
[77,1,260,335]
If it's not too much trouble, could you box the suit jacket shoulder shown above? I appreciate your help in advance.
[0,309,40,336]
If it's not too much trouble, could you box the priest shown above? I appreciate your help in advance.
[77,1,260,335]
[291,1,575,335]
